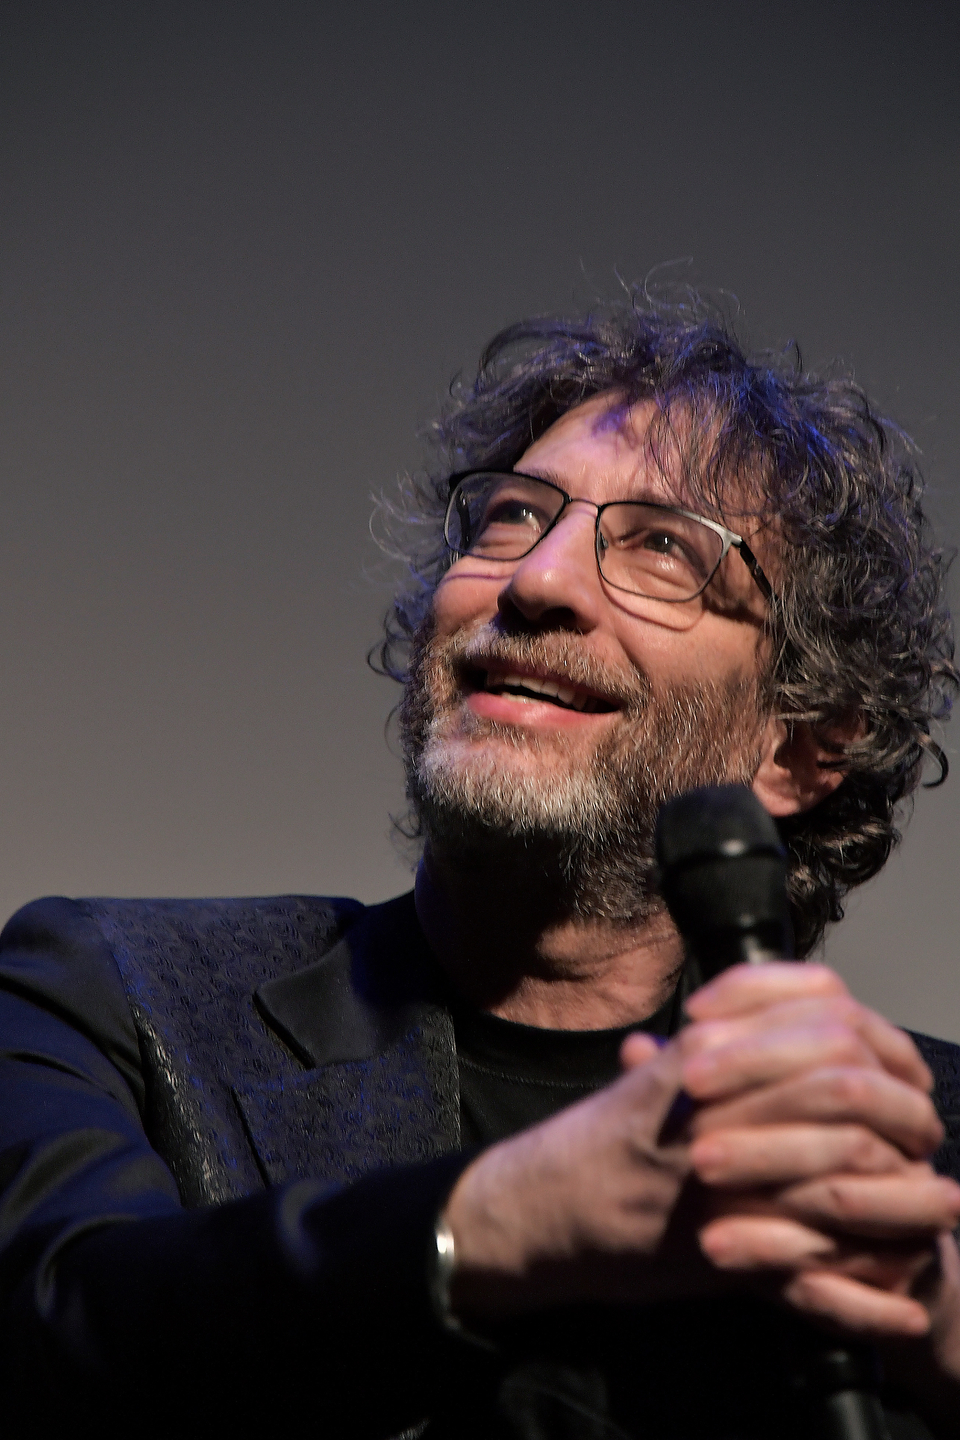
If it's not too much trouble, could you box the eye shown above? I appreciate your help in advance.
[484,498,542,528]
[475,485,555,541]
[615,523,704,573]
[448,473,567,558]
[640,528,688,559]
[600,505,720,591]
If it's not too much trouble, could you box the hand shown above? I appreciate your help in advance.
[442,1034,708,1318]
[669,962,960,1340]
[443,961,960,1340]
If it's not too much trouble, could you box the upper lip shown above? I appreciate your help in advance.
[470,661,620,713]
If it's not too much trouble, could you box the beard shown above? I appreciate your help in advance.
[399,620,770,926]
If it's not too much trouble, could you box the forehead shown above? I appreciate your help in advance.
[517,393,679,502]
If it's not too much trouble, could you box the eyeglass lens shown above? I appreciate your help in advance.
[446,472,724,602]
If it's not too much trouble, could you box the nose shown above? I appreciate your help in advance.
[498,502,604,632]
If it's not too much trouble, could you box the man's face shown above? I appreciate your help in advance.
[401,392,775,922]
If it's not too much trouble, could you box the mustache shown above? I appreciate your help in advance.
[448,623,652,711]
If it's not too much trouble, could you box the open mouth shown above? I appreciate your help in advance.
[468,665,618,714]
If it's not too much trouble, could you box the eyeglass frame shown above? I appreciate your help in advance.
[443,469,775,605]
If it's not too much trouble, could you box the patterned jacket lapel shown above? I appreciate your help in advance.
[234,893,460,1187]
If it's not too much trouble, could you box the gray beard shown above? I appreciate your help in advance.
[399,622,769,926]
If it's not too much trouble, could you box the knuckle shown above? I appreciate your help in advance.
[823,1024,871,1065]
[825,995,860,1026]
[820,1177,866,1218]
[786,1270,822,1305]
[821,1067,873,1113]
[846,1127,891,1171]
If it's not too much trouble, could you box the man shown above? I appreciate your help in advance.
[1,299,959,1438]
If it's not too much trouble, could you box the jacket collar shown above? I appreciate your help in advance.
[253,890,447,1068]
[239,892,460,1186]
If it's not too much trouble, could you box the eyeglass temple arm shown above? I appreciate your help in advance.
[736,540,774,602]
[454,490,473,551]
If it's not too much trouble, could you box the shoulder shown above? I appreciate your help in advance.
[76,893,366,990]
[0,895,145,1099]
[908,1030,960,1181]
[1,892,365,976]
[0,894,366,1098]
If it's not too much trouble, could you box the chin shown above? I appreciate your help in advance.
[414,728,614,840]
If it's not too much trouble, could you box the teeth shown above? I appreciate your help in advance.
[488,670,596,712]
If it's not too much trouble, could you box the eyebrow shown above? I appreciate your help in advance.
[514,465,564,485]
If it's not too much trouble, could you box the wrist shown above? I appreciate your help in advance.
[428,1211,498,1350]
[440,1140,542,1316]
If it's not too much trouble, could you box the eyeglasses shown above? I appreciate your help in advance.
[444,470,774,605]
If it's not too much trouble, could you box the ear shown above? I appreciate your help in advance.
[751,715,851,818]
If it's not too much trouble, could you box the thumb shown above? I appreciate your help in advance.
[617,1036,688,1143]
[620,1032,665,1070]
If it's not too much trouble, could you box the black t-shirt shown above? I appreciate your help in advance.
[454,991,679,1149]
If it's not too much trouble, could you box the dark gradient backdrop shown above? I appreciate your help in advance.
[2,2,959,1035]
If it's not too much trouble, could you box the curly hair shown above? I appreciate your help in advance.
[376,297,957,954]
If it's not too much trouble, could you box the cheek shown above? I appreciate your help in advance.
[613,620,679,682]
[432,565,504,637]
[611,611,707,688]
[612,613,761,692]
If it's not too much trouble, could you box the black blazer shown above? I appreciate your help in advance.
[0,890,958,1438]
[0,891,479,1438]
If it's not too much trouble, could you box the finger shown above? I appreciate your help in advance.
[691,1066,945,1159]
[614,1038,688,1139]
[690,1125,908,1188]
[682,995,933,1091]
[685,962,846,1020]
[780,1170,960,1238]
[783,1269,931,1338]
[792,1241,937,1294]
[620,1032,664,1069]
[813,1001,931,1091]
[699,1214,940,1291]
[681,1023,882,1101]
[699,1214,839,1269]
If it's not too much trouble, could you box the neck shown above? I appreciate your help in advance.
[414,844,684,1030]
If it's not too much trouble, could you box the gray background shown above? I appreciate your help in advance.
[1,1,959,1036]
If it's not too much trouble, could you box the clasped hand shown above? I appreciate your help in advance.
[444,963,960,1361]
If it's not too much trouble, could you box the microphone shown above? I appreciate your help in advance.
[655,785,892,1440]
[654,783,793,979]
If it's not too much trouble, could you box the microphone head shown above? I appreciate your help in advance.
[655,785,794,977]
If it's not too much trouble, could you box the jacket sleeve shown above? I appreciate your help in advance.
[910,1029,960,1182]
[0,899,486,1439]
